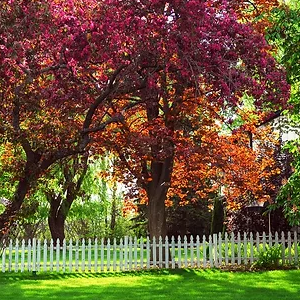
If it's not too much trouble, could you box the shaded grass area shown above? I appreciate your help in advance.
[0,269,300,300]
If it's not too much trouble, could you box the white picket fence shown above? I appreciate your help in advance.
[0,231,299,273]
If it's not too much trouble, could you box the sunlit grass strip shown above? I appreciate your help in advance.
[0,269,300,300]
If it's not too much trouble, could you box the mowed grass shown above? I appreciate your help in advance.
[0,269,299,300]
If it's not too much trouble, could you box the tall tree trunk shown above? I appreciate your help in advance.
[48,195,71,242]
[147,188,168,240]
[47,154,88,242]
[0,177,30,238]
[146,158,173,263]
[210,196,225,235]
[0,158,42,240]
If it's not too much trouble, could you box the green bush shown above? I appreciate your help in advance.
[253,245,281,269]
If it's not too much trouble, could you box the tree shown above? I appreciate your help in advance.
[43,154,89,242]
[266,1,300,225]
[0,0,167,236]
[97,0,289,239]
[0,0,289,240]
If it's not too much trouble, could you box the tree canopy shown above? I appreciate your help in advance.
[0,0,291,238]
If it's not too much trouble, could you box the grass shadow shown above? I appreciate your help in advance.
[0,269,299,300]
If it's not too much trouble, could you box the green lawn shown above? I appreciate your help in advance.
[0,269,299,300]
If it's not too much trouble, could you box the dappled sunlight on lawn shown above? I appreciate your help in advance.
[0,269,299,300]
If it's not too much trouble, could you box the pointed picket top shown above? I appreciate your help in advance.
[119,238,124,271]
[164,236,169,269]
[113,238,117,271]
[68,239,73,272]
[224,232,229,265]
[287,231,292,263]
[262,232,267,251]
[268,231,273,247]
[15,239,19,273]
[218,233,223,266]
[256,232,260,253]
[146,236,150,269]
[275,232,279,246]
[230,232,235,265]
[293,232,299,265]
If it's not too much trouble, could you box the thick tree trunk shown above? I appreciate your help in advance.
[147,157,173,239]
[146,158,173,263]
[48,201,68,243]
[0,158,41,240]
[210,196,225,235]
[47,154,88,242]
[148,191,168,240]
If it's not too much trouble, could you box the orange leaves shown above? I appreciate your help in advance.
[230,0,280,33]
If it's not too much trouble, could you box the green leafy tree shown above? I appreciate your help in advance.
[266,2,300,225]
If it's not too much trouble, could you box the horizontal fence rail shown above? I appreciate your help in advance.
[0,231,299,273]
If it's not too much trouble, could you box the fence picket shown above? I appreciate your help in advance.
[113,238,117,271]
[107,238,111,271]
[140,238,144,270]
[152,237,157,267]
[275,232,279,247]
[190,236,194,268]
[171,236,175,269]
[230,233,235,265]
[202,235,206,268]
[56,239,60,272]
[2,244,5,272]
[87,239,92,272]
[243,232,247,265]
[281,232,286,264]
[224,232,228,265]
[146,237,150,269]
[75,240,79,271]
[28,240,32,272]
[250,233,254,264]
[21,239,25,272]
[237,233,241,265]
[37,239,41,272]
[209,235,213,268]
[8,240,13,272]
[15,239,19,272]
[177,236,181,268]
[287,232,292,264]
[218,233,222,266]
[213,234,218,267]
[100,238,104,272]
[32,238,36,272]
[133,237,138,270]
[268,231,273,247]
[262,232,266,251]
[94,238,98,272]
[159,236,163,268]
[49,239,54,271]
[119,238,123,271]
[256,232,260,255]
[62,239,66,272]
[165,236,169,269]
[43,240,47,272]
[196,235,200,268]
[81,239,85,272]
[294,232,298,265]
[184,235,188,268]
[68,239,73,272]
[128,237,132,271]
[124,236,128,271]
